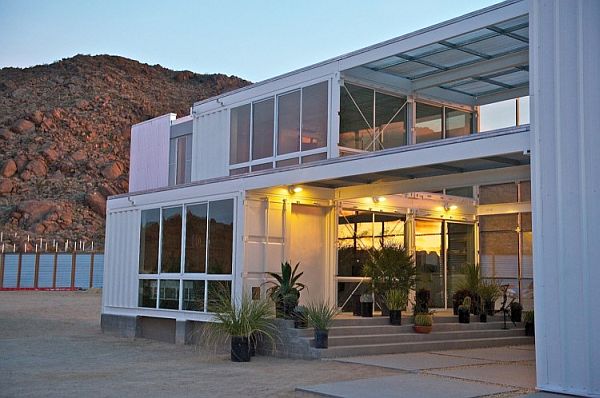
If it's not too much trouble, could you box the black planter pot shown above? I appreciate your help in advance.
[511,307,522,323]
[480,312,487,323]
[484,300,495,316]
[458,308,470,323]
[360,302,373,317]
[389,310,402,325]
[525,322,535,337]
[231,336,251,362]
[314,329,329,349]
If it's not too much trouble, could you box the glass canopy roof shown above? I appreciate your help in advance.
[362,15,529,98]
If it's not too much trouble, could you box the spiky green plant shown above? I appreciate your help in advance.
[202,289,278,351]
[457,263,481,293]
[305,301,339,331]
[414,313,433,326]
[362,245,416,295]
[385,289,408,311]
[265,261,306,318]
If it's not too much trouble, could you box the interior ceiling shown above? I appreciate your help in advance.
[361,15,529,98]
[308,151,530,189]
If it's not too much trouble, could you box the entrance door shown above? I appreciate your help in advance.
[290,204,328,304]
[415,220,475,309]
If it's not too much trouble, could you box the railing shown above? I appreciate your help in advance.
[0,252,104,290]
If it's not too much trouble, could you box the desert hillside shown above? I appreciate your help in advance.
[0,55,250,251]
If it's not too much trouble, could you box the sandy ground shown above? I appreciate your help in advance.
[0,291,398,398]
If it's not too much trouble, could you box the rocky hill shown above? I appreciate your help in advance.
[0,55,250,251]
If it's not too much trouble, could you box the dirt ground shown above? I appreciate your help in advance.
[0,291,398,398]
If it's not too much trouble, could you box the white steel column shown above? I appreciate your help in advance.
[530,1,600,396]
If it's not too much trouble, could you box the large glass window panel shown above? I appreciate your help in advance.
[301,153,327,164]
[229,105,251,164]
[183,280,205,311]
[415,103,443,143]
[159,280,180,310]
[252,99,274,160]
[480,231,518,278]
[445,186,474,198]
[339,84,374,150]
[415,220,444,308]
[207,281,231,312]
[479,99,516,132]
[207,199,234,274]
[139,209,160,274]
[447,223,475,304]
[277,91,301,155]
[185,204,207,273]
[161,207,182,273]
[139,279,157,308]
[301,81,328,151]
[168,139,176,186]
[445,108,473,138]
[479,183,518,205]
[176,136,187,184]
[185,135,192,183]
[375,92,407,149]
[479,214,518,232]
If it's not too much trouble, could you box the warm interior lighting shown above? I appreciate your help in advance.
[372,196,386,203]
[289,186,303,194]
[443,203,458,211]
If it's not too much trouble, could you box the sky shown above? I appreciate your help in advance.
[0,0,500,83]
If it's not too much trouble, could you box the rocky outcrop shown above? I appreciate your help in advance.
[0,54,250,248]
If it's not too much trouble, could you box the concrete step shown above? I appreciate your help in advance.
[310,329,526,347]
[331,314,513,326]
[319,336,534,358]
[295,322,523,338]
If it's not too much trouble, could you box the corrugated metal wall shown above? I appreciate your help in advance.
[192,109,229,181]
[531,1,600,395]
[102,209,140,309]
[129,113,174,192]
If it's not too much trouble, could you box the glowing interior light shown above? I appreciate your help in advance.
[289,186,303,194]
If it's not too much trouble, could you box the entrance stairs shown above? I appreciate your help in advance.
[267,313,533,359]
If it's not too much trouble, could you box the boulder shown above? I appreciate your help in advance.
[85,191,106,216]
[71,150,87,161]
[11,119,35,134]
[0,128,15,140]
[1,159,17,178]
[25,159,48,177]
[17,200,56,224]
[29,110,44,125]
[0,178,15,195]
[101,161,123,180]
[41,147,59,162]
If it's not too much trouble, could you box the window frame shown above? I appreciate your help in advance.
[137,197,236,313]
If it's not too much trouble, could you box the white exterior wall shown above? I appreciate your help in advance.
[129,113,175,192]
[192,109,229,181]
[102,208,140,310]
[530,0,600,396]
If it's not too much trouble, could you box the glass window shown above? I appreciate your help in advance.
[252,99,274,160]
[339,84,373,150]
[479,183,518,205]
[161,207,182,273]
[276,158,299,168]
[185,204,207,273]
[207,280,231,312]
[229,104,251,164]
[519,181,531,202]
[159,280,179,309]
[301,153,327,164]
[375,92,407,149]
[139,209,160,274]
[480,231,519,278]
[277,91,301,155]
[251,163,273,172]
[445,108,472,138]
[445,186,474,198]
[415,103,443,143]
[479,213,518,232]
[301,81,328,151]
[415,219,444,308]
[207,199,234,274]
[168,140,176,186]
[183,280,205,311]
[518,96,530,125]
[479,99,516,132]
[169,135,192,186]
[139,279,157,308]
[230,167,249,176]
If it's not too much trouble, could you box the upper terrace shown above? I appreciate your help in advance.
[129,0,530,194]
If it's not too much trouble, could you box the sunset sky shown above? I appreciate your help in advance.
[0,0,498,82]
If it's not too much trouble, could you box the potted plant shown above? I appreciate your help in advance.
[524,310,534,337]
[479,279,501,316]
[265,261,306,319]
[458,296,471,323]
[305,301,339,349]
[385,289,407,325]
[359,292,374,317]
[413,313,433,334]
[292,305,308,329]
[362,245,416,317]
[203,291,277,362]
[452,289,471,315]
[456,263,482,315]
[510,301,523,323]
[414,288,430,314]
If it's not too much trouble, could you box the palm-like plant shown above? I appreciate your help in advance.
[265,261,306,318]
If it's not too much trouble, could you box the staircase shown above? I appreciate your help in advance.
[265,314,533,359]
